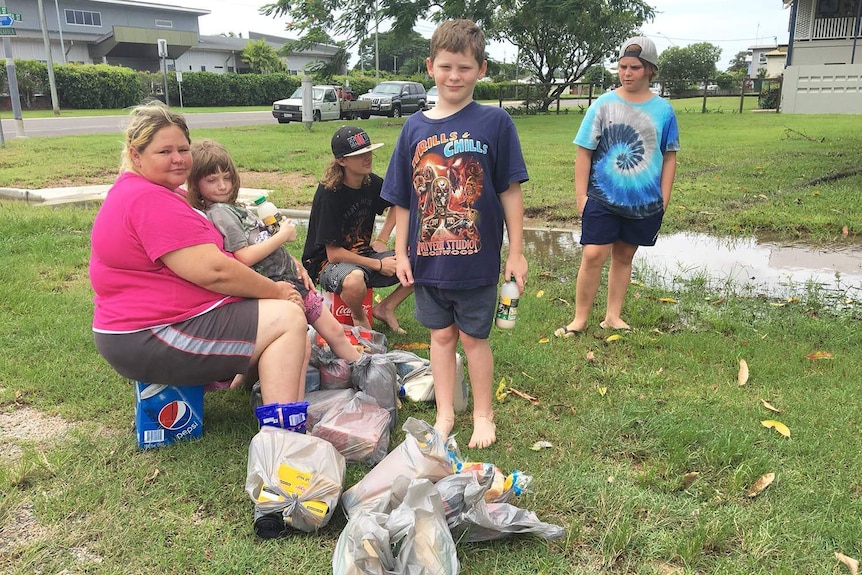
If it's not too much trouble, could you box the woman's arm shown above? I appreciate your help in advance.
[161,243,296,300]
[231,222,296,267]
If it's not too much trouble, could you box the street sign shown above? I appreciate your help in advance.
[0,27,15,36]
[0,13,22,26]
[0,7,7,14]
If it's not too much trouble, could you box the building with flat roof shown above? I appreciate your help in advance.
[0,0,336,74]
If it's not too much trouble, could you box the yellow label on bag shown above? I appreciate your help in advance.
[301,500,329,518]
[277,463,311,497]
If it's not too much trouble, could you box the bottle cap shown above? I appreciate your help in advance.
[253,196,266,205]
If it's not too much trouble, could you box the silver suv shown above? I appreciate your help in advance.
[358,81,427,118]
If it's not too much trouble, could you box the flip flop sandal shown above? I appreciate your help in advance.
[554,326,583,338]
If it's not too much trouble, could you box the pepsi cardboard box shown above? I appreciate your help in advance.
[134,382,204,449]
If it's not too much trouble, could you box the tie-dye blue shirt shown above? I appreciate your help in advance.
[574,91,680,218]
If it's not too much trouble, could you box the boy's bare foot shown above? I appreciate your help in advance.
[372,306,406,334]
[468,413,496,449]
[434,413,455,440]
[351,312,372,330]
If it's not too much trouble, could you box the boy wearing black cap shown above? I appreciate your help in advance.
[302,126,413,333]
[555,35,680,339]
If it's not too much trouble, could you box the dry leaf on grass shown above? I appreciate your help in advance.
[394,341,430,351]
[535,290,545,298]
[586,351,596,363]
[760,399,781,413]
[495,378,509,402]
[538,337,550,344]
[738,358,749,386]
[747,472,775,497]
[598,386,607,396]
[659,297,678,304]
[806,350,834,360]
[681,471,699,489]
[145,468,161,484]
[761,420,791,438]
[842,226,850,238]
[605,334,623,343]
[835,552,859,575]
[530,440,553,451]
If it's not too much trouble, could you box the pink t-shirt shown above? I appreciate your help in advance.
[90,171,243,332]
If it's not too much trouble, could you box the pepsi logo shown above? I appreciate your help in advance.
[158,400,194,430]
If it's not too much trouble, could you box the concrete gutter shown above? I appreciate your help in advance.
[0,185,275,206]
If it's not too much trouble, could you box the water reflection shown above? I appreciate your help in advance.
[520,227,862,298]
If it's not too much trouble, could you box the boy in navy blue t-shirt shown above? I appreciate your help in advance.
[382,19,529,449]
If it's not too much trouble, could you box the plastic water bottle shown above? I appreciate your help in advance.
[495,276,519,329]
[253,195,282,234]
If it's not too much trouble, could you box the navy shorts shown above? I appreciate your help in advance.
[580,198,665,246]
[94,299,259,386]
[413,284,498,340]
[319,250,401,293]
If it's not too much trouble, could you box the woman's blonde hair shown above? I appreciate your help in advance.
[120,101,190,173]
[320,157,371,190]
[186,139,241,210]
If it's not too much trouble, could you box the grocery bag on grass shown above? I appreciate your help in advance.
[341,418,452,517]
[311,391,391,466]
[246,426,346,536]
[351,354,399,431]
[305,388,356,431]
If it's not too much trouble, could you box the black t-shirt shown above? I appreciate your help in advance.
[302,173,391,283]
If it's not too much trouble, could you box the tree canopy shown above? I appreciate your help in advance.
[727,50,751,75]
[657,42,721,82]
[241,39,287,74]
[355,29,430,75]
[261,0,654,110]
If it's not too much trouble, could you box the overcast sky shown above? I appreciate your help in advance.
[147,0,792,70]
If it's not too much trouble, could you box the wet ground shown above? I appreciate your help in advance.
[523,226,862,300]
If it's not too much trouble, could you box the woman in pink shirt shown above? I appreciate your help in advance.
[90,103,308,429]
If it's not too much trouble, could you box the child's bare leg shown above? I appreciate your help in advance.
[460,332,496,449]
[340,270,372,329]
[313,308,361,361]
[565,243,612,333]
[372,285,413,334]
[603,241,638,330]
[430,325,459,439]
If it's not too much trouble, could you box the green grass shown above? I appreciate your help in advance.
[1,199,861,574]
[2,100,860,242]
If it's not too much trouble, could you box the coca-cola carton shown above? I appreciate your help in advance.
[322,288,373,327]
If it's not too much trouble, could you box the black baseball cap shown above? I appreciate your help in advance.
[331,126,385,158]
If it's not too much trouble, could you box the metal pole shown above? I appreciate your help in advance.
[373,0,379,85]
[37,0,60,115]
[53,0,65,64]
[161,56,169,105]
[1,37,25,136]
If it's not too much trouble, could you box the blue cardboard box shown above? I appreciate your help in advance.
[134,382,204,449]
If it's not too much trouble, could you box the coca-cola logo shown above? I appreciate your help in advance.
[334,304,372,317]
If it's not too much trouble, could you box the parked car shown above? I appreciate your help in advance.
[358,81,426,118]
[271,85,370,123]
[426,86,438,107]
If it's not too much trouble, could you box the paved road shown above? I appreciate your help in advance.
[0,99,594,141]
[0,110,275,140]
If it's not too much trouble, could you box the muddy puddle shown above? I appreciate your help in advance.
[521,227,862,299]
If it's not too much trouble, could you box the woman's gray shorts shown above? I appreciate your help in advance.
[94,299,258,386]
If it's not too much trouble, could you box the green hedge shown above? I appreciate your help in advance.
[53,64,144,109]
